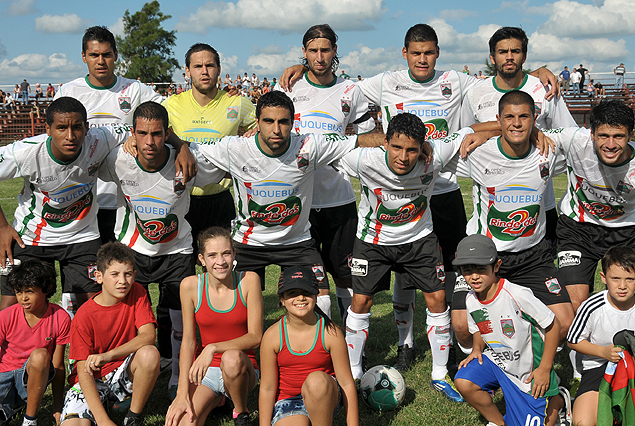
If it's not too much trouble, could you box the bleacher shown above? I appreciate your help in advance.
[563,84,634,127]
[0,101,50,144]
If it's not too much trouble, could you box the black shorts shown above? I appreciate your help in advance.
[430,189,467,272]
[350,233,445,296]
[309,202,357,280]
[134,252,194,311]
[576,364,606,398]
[1,239,101,296]
[186,191,236,252]
[97,209,117,244]
[556,214,635,288]
[233,239,327,291]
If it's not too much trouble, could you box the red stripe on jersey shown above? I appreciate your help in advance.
[486,187,495,239]
[396,102,404,114]
[372,188,383,244]
[242,182,255,244]
[124,195,140,246]
[32,193,52,245]
[575,175,585,222]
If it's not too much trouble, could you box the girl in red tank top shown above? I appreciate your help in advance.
[165,227,263,426]
[259,266,359,426]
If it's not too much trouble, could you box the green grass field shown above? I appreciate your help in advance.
[0,174,602,426]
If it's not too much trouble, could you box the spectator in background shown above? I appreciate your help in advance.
[262,77,270,93]
[559,66,570,94]
[357,75,362,81]
[614,62,626,90]
[586,80,595,97]
[242,72,250,87]
[251,72,259,88]
[183,72,191,90]
[176,84,183,95]
[578,64,588,92]
[463,65,470,74]
[478,71,486,79]
[570,67,581,97]
[271,77,277,87]
[340,70,350,79]
[20,79,30,105]
[223,73,232,89]
[594,80,605,98]
[46,83,55,100]
[4,92,14,110]
[13,85,19,103]
[234,74,242,87]
[0,91,4,108]
[34,83,43,103]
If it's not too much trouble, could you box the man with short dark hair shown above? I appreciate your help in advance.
[19,79,30,105]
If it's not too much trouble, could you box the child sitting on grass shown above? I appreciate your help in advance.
[0,259,70,426]
[59,241,159,426]
[453,234,565,426]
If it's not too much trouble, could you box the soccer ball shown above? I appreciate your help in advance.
[359,365,406,411]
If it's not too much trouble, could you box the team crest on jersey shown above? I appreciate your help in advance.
[118,97,132,114]
[227,106,239,123]
[500,319,515,338]
[440,83,452,99]
[545,278,561,294]
[173,175,185,196]
[534,102,542,116]
[341,99,351,117]
[617,180,633,194]
[87,162,99,177]
[539,162,550,182]
[312,265,326,282]
[87,264,98,282]
[420,173,433,185]
[297,153,309,173]
[436,264,445,281]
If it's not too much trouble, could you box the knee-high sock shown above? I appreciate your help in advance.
[335,287,353,323]
[316,294,332,319]
[427,307,452,381]
[569,349,582,380]
[392,279,415,348]
[345,308,371,380]
[169,309,183,388]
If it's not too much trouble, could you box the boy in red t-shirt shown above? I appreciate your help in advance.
[60,242,159,426]
[0,259,70,426]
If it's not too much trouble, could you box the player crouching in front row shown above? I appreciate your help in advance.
[453,235,565,426]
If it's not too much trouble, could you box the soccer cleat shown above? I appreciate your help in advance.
[394,344,417,373]
[431,374,465,402]
[233,412,252,426]
[557,386,572,426]
[111,396,131,414]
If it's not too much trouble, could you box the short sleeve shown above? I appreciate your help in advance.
[196,136,233,173]
[313,134,358,169]
[132,283,157,330]
[356,73,384,105]
[515,286,555,329]
[55,307,72,346]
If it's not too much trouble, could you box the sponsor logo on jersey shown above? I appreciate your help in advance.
[87,264,98,282]
[294,110,343,133]
[558,250,581,268]
[484,168,505,175]
[487,204,540,241]
[312,265,325,282]
[242,165,261,173]
[440,83,452,99]
[420,173,433,185]
[341,99,351,117]
[350,258,368,276]
[42,191,93,227]
[436,263,445,281]
[545,278,561,294]
[578,197,624,221]
[500,319,515,338]
[297,153,309,173]
[248,197,301,227]
[539,162,550,182]
[471,309,493,334]
[534,101,542,115]
[136,214,179,244]
[423,119,449,140]
[120,180,139,187]
[291,95,310,103]
[118,97,132,114]
[173,175,185,196]
[246,181,300,198]
[617,180,633,194]
[394,84,410,91]
[88,162,99,177]
[395,101,449,120]
[227,106,239,123]
[488,186,543,205]
[181,127,222,145]
[35,175,57,184]
[478,101,496,111]
[376,194,428,226]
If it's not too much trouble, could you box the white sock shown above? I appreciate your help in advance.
[569,349,582,380]
[22,416,37,426]
[169,309,183,388]
[457,340,472,355]
[316,294,332,319]
[392,279,415,347]
[345,308,371,380]
[427,308,452,381]
[335,287,353,322]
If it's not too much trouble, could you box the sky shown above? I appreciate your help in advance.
[0,0,633,87]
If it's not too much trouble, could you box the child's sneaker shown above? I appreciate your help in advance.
[233,412,252,426]
[557,386,572,426]
[430,374,465,402]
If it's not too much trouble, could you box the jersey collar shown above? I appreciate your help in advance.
[493,73,528,93]
[255,133,291,158]
[135,146,170,173]
[408,70,435,84]
[497,136,532,160]
[304,72,337,88]
[84,75,118,90]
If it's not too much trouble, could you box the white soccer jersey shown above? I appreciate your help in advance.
[335,128,473,245]
[466,279,557,395]
[548,127,635,227]
[56,76,163,210]
[357,69,479,195]
[98,144,224,256]
[567,290,635,371]
[197,133,357,246]
[0,127,127,246]
[275,74,375,208]
[450,137,566,252]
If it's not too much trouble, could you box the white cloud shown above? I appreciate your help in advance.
[0,53,85,84]
[175,0,384,33]
[35,13,91,34]
[340,45,402,77]
[219,53,238,71]
[5,0,37,16]
[109,17,125,38]
[0,37,6,59]
[439,9,478,21]
[244,46,302,77]
[537,0,635,38]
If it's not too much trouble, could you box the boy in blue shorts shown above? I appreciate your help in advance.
[453,235,565,426]
[0,259,71,426]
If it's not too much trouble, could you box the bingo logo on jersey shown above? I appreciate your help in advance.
[135,214,179,244]
[487,204,540,241]
[376,194,428,226]
[248,196,302,227]
[42,191,93,227]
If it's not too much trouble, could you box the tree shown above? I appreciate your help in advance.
[116,1,179,83]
